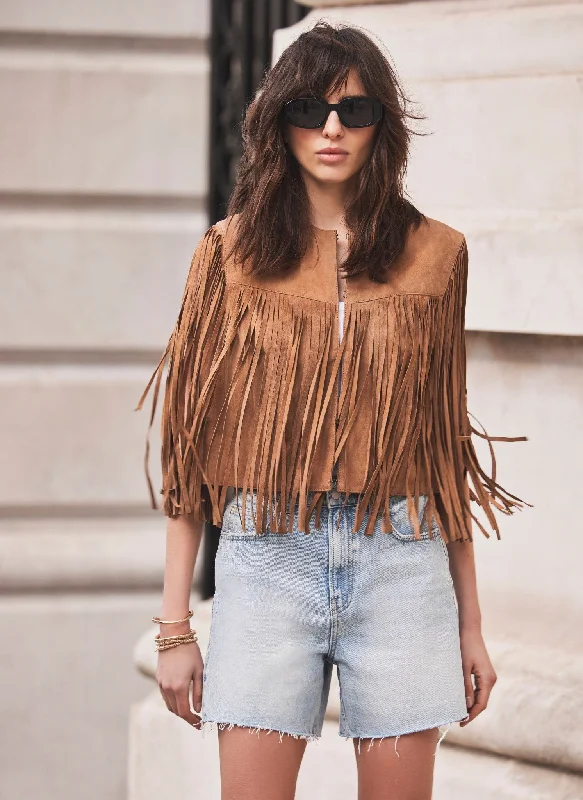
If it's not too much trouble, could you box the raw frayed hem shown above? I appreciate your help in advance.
[342,716,469,757]
[198,718,321,744]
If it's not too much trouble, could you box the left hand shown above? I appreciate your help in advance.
[459,626,498,726]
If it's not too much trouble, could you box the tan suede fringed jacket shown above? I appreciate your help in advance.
[137,213,526,542]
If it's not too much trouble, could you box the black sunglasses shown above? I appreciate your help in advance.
[283,96,384,129]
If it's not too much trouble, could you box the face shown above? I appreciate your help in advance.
[284,67,378,189]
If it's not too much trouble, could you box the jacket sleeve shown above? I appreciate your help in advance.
[135,222,226,520]
[428,236,528,542]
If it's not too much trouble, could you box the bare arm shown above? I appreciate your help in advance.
[155,515,206,729]
[446,537,498,727]
[160,514,203,623]
[446,539,481,631]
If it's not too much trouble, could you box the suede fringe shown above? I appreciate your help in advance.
[136,225,229,525]
[331,237,528,541]
[136,227,527,541]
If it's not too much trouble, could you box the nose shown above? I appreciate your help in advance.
[322,109,343,138]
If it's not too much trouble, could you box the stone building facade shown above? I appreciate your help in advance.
[0,2,210,798]
[1,1,581,799]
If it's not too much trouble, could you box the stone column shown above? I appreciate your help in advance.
[0,2,211,799]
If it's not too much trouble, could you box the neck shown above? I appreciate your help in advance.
[301,169,355,230]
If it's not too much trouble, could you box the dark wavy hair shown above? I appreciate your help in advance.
[226,19,429,282]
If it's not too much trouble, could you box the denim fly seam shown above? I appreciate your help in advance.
[201,485,470,745]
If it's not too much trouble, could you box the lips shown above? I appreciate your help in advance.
[316,148,349,164]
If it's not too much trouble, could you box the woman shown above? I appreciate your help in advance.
[137,21,526,800]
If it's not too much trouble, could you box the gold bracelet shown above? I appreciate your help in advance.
[155,631,197,643]
[152,610,193,625]
[156,641,198,651]
[156,640,197,652]
[155,630,198,652]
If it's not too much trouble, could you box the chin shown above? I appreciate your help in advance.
[309,167,355,184]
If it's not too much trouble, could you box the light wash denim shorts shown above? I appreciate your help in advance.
[201,482,470,747]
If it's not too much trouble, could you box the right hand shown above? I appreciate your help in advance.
[156,624,204,729]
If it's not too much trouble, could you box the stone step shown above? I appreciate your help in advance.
[128,690,583,800]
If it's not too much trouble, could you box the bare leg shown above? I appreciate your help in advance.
[218,725,309,800]
[353,727,441,800]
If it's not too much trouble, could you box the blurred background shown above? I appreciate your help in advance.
[0,1,581,799]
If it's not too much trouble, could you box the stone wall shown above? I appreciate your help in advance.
[0,3,211,799]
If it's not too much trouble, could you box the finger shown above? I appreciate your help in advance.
[175,686,200,726]
[192,669,203,717]
[467,693,488,723]
[460,683,491,726]
[165,687,179,716]
[463,666,475,711]
[158,683,176,715]
[160,691,172,714]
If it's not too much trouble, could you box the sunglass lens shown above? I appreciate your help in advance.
[339,98,375,127]
[285,98,326,128]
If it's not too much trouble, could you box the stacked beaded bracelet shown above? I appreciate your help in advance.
[152,610,197,651]
[154,630,198,652]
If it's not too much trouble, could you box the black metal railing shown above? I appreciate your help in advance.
[208,0,308,223]
[201,1,309,599]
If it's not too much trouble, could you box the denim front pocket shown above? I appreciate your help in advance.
[220,490,286,539]
[377,495,438,544]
